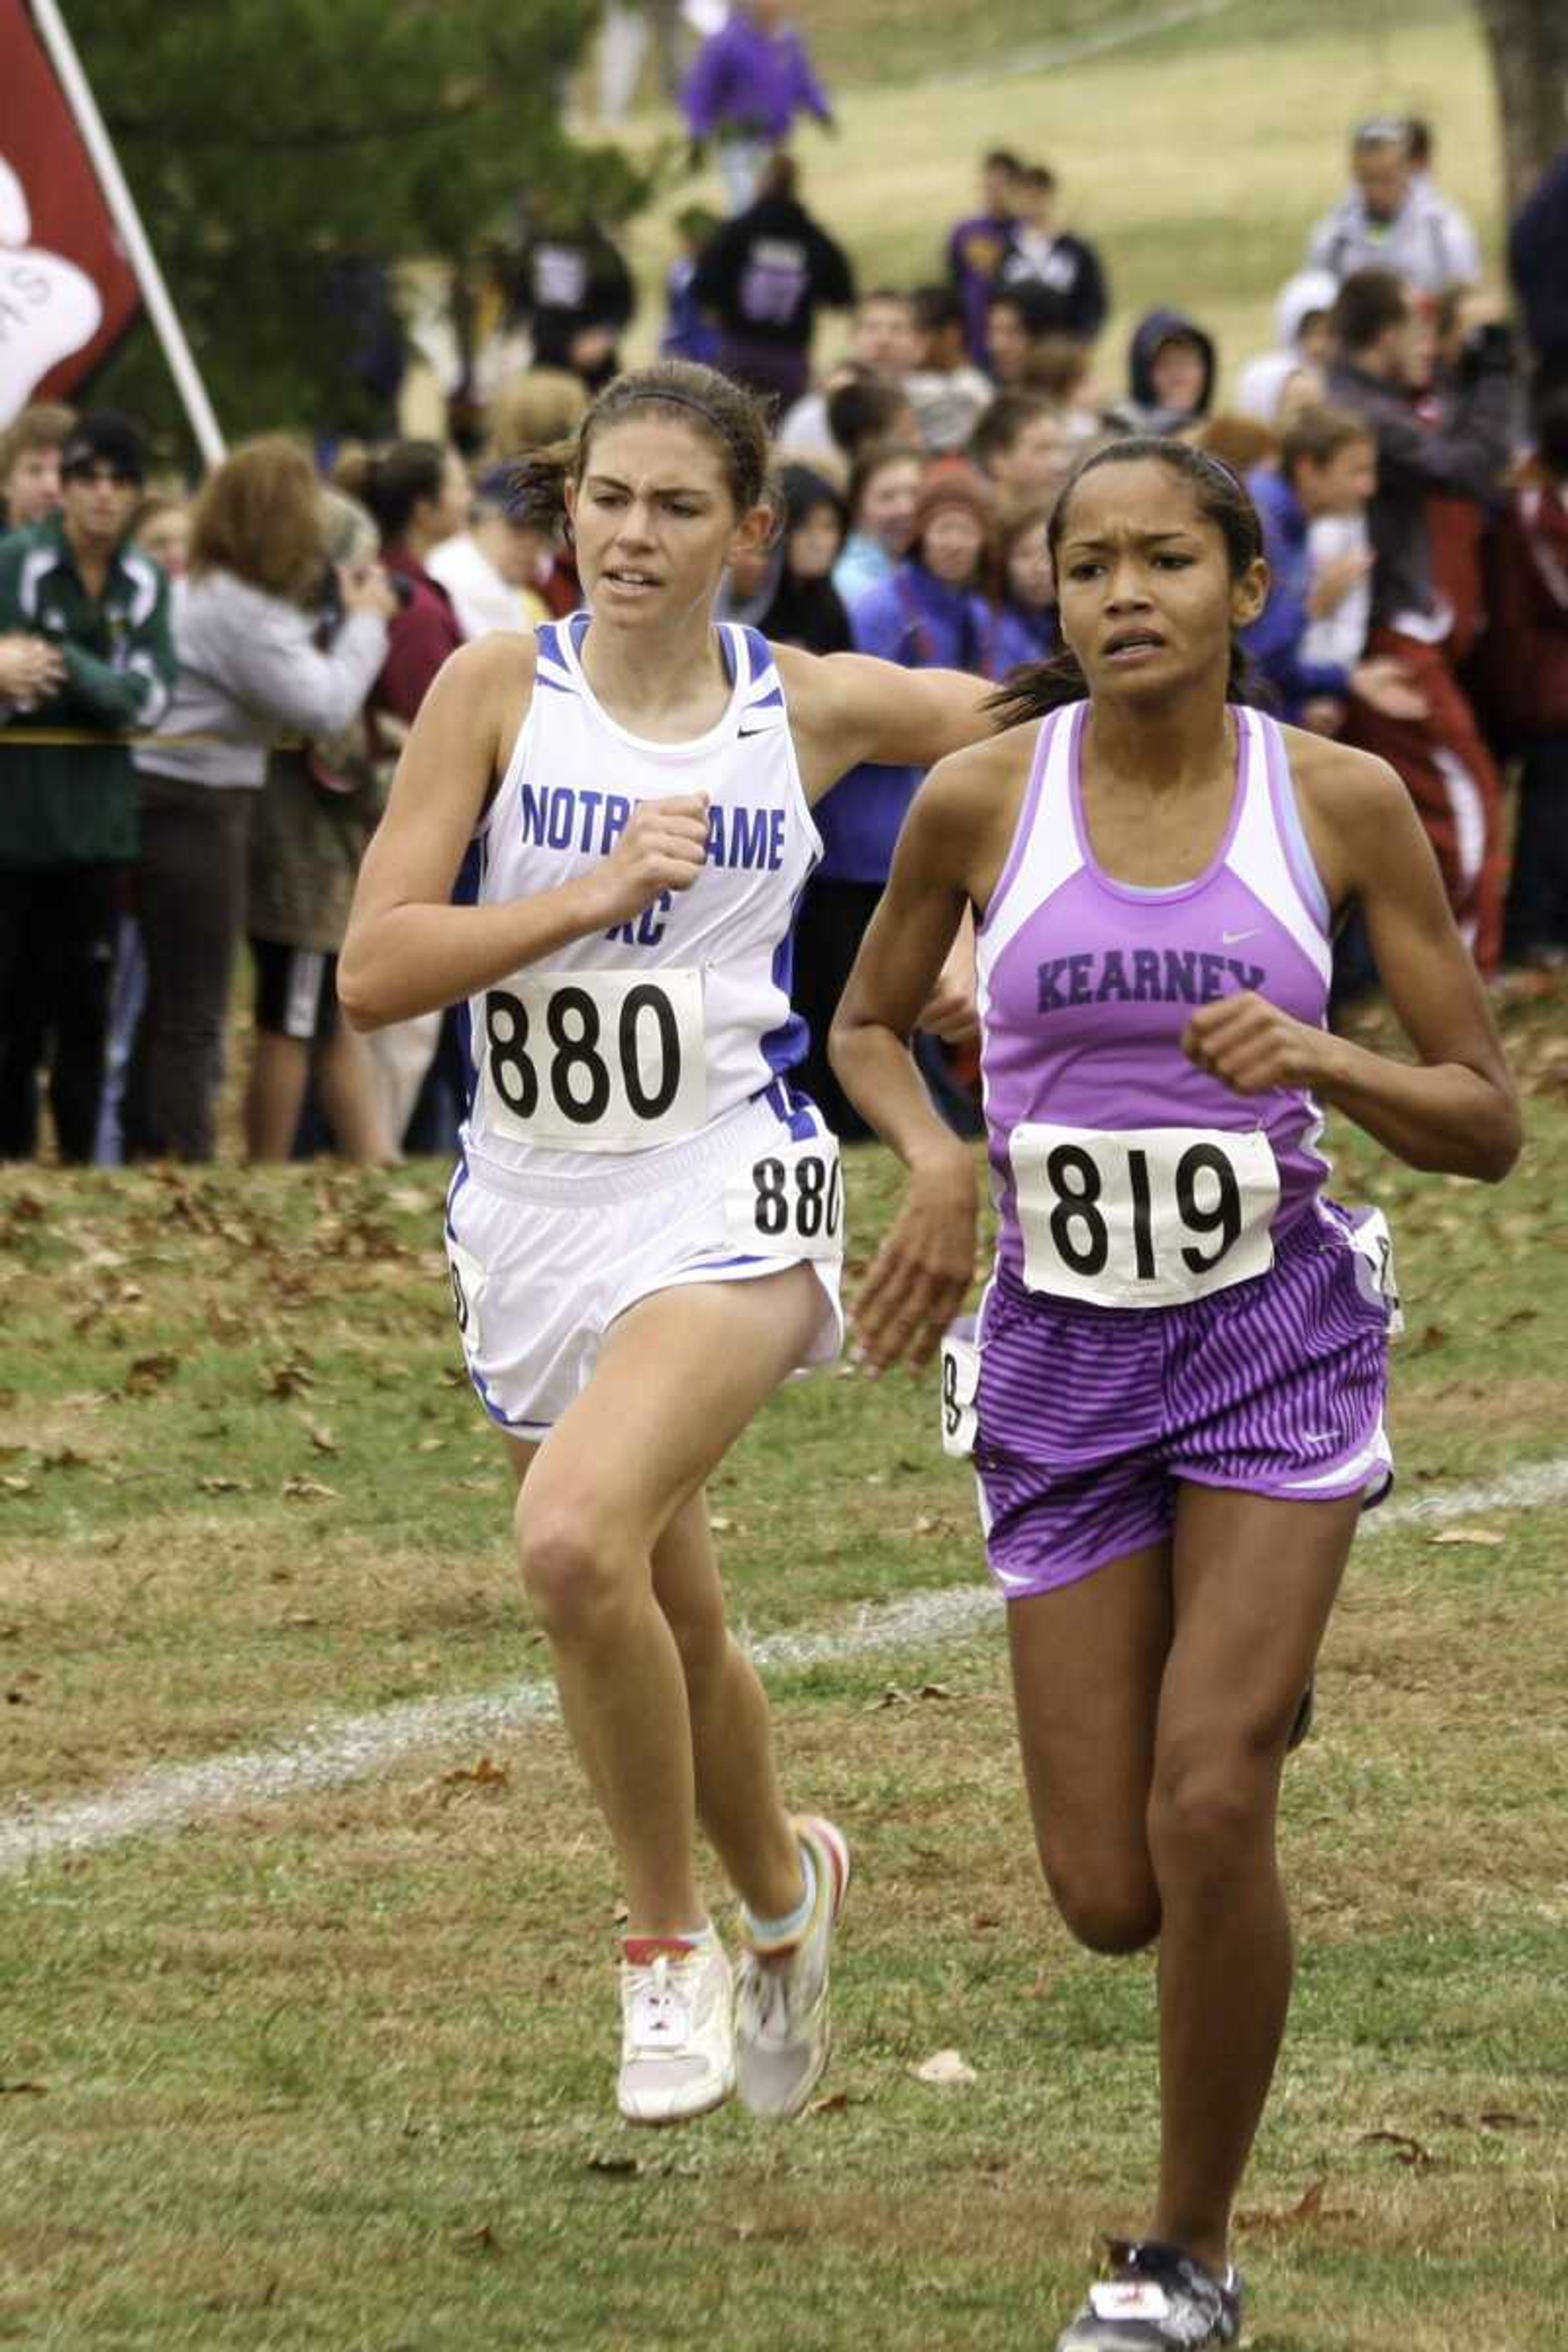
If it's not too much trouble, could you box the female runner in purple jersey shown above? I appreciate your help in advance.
[830,439,1519,2352]
[339,362,992,2131]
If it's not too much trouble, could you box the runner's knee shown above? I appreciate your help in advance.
[1042,1846,1161,1955]
[1147,1737,1279,1890]
[514,1485,643,1639]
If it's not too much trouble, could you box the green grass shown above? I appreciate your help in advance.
[2,980,1567,2348]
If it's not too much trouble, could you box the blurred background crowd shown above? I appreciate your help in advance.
[2,0,1567,1169]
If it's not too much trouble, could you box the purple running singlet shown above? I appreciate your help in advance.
[964,702,1395,1597]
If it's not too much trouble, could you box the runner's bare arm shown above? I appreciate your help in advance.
[772,642,998,806]
[1182,739,1521,1181]
[829,744,1020,1370]
[339,637,709,1029]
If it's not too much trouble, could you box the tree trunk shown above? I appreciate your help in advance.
[1474,0,1568,212]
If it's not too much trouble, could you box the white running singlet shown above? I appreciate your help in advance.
[459,614,821,1166]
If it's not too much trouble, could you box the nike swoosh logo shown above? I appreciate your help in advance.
[1303,1431,1340,1444]
[1221,928,1260,945]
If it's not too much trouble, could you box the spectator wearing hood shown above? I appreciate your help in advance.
[1234,269,1338,424]
[1306,117,1481,296]
[690,154,855,407]
[1485,388,1568,965]
[1106,309,1216,437]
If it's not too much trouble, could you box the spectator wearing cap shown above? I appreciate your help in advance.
[428,466,554,641]
[0,410,176,1161]
[682,0,834,215]
[1306,117,1481,294]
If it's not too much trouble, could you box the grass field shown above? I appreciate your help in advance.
[616,0,1502,405]
[2,979,1566,2349]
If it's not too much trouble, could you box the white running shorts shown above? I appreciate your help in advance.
[443,1080,844,1437]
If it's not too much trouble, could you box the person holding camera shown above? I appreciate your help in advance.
[1325,268,1517,973]
[0,410,176,1163]
[127,434,396,1162]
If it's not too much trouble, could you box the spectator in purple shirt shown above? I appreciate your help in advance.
[946,147,1022,365]
[682,0,834,214]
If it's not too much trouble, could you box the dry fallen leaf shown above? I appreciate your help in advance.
[443,1756,510,1789]
[281,1475,339,1502]
[1430,1527,1506,1548]
[913,2049,977,2087]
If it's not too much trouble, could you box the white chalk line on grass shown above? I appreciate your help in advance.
[2,1453,1564,1879]
[938,0,1245,89]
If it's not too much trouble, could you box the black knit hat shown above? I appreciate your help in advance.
[59,410,145,485]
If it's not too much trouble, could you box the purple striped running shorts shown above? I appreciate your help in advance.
[972,1202,1394,1598]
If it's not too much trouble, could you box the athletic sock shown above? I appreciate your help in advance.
[622,1921,715,1965]
[741,1842,816,1951]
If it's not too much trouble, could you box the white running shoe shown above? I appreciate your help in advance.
[617,1934,735,2126]
[735,1815,851,2120]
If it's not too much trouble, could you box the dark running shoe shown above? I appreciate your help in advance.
[1054,2239,1243,2349]
[1286,1675,1315,1753]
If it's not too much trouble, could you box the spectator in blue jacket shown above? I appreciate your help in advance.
[1243,403,1425,730]
[683,0,834,214]
[795,467,997,1137]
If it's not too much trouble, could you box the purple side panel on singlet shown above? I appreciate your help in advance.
[976,701,1334,1286]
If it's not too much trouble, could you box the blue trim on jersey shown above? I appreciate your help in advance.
[759,863,814,1081]
[762,1073,820,1143]
[568,607,741,683]
[451,835,486,1114]
[686,1252,768,1272]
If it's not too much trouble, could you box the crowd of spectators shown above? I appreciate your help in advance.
[2,92,1566,1167]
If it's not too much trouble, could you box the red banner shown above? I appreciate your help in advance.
[0,0,141,418]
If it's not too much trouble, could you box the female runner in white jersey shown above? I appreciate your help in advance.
[829,441,1520,2349]
[339,361,991,2129]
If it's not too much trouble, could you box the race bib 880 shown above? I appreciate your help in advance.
[1010,1120,1280,1308]
[480,968,707,1151]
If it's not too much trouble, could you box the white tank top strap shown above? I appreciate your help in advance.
[1225,706,1332,984]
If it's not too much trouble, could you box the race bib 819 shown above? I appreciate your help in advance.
[479,967,707,1152]
[1010,1120,1279,1307]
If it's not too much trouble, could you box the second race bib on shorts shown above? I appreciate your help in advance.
[1009,1120,1279,1307]
[722,1132,844,1261]
[479,968,707,1151]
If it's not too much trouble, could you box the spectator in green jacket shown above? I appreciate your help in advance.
[0,410,176,1162]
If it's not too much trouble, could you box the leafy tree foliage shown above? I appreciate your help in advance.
[68,0,644,459]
